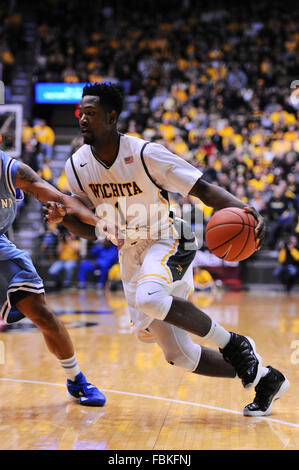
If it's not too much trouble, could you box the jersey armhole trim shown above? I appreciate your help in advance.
[140,142,172,215]
[140,142,165,191]
[70,155,84,192]
[6,158,16,197]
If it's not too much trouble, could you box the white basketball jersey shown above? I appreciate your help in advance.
[65,134,202,248]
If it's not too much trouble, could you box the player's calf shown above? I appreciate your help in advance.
[15,293,74,359]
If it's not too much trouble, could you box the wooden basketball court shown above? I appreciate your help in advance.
[0,288,298,450]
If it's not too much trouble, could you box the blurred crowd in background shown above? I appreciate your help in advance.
[0,3,24,87]
[1,0,299,291]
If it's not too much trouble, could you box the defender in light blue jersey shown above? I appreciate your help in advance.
[0,151,44,323]
[0,150,106,406]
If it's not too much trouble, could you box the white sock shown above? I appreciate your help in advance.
[261,366,269,377]
[59,354,81,381]
[202,320,231,349]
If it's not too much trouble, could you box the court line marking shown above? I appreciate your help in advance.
[0,377,298,429]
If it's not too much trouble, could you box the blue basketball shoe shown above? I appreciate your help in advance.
[67,372,106,407]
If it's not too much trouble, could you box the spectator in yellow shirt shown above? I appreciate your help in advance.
[22,119,33,144]
[284,125,298,141]
[172,135,189,158]
[33,119,55,158]
[194,267,216,293]
[248,167,267,192]
[57,170,70,194]
[107,263,123,291]
[158,119,175,141]
[48,233,80,289]
[38,158,53,183]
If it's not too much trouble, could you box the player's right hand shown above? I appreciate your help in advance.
[43,202,67,224]
[244,206,266,250]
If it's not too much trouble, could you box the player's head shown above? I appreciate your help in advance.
[79,82,124,144]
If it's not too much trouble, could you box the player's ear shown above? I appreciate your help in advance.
[108,110,117,126]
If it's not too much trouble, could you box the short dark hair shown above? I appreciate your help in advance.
[82,82,124,117]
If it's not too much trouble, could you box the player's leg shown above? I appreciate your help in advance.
[12,291,106,406]
[136,226,270,388]
[122,240,289,416]
[136,281,290,415]
[134,235,252,378]
[147,319,236,378]
[193,346,237,377]
[1,246,106,407]
[136,281,266,388]
[129,232,289,414]
[13,291,74,360]
[133,232,263,387]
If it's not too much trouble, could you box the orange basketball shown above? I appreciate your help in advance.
[205,207,258,262]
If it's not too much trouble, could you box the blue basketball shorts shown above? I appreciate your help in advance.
[0,248,45,324]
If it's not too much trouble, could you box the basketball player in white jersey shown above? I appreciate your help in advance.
[44,83,289,417]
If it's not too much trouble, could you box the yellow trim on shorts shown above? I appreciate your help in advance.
[161,238,178,281]
[137,237,178,283]
[137,273,172,284]
[157,189,169,209]
[138,190,178,283]
[187,288,194,300]
[153,190,178,282]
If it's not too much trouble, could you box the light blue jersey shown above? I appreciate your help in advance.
[0,151,44,324]
[0,151,20,236]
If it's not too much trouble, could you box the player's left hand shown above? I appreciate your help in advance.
[43,202,67,224]
[244,206,266,250]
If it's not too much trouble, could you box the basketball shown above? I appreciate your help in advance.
[205,207,258,262]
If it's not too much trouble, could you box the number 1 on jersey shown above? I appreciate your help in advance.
[115,201,127,226]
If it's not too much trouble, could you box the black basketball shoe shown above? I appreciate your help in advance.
[243,366,290,416]
[219,333,262,388]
